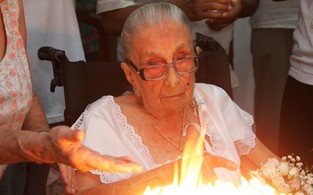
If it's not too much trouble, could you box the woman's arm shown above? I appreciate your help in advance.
[240,138,279,177]
[22,93,50,131]
[76,161,176,195]
[18,0,49,132]
[76,152,237,194]
[0,126,142,172]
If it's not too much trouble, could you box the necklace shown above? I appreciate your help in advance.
[190,97,199,118]
[146,106,186,151]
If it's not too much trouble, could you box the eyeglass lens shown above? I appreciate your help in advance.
[143,57,198,80]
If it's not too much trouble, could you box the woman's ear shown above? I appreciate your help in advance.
[121,62,135,85]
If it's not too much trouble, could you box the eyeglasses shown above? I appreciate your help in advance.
[126,56,199,81]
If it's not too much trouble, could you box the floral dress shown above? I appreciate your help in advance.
[0,0,32,178]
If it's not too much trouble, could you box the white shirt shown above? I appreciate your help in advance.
[73,83,256,184]
[250,0,300,29]
[289,0,313,85]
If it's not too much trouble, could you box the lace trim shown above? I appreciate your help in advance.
[71,105,88,130]
[205,124,226,155]
[235,109,256,156]
[88,96,255,183]
[205,108,256,156]
[194,93,255,156]
[94,96,155,184]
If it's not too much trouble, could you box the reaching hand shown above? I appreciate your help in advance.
[46,126,143,173]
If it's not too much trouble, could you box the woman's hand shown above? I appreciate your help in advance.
[58,163,77,194]
[45,126,143,173]
[202,152,238,182]
[183,123,238,183]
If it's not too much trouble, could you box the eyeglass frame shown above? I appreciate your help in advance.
[125,56,199,81]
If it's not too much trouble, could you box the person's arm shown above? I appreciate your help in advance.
[25,95,78,194]
[76,161,177,195]
[75,152,237,194]
[0,126,143,172]
[17,0,48,132]
[22,93,50,131]
[17,0,49,132]
[240,138,279,177]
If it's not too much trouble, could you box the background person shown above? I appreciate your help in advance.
[279,0,313,165]
[0,0,142,194]
[250,0,300,154]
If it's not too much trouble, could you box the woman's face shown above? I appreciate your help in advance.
[126,21,196,114]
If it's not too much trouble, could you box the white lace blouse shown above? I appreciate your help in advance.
[73,83,256,184]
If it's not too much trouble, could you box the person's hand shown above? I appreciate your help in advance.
[167,153,237,184]
[205,0,242,31]
[201,152,238,182]
[58,163,77,194]
[182,123,238,183]
[46,126,143,173]
[176,0,235,21]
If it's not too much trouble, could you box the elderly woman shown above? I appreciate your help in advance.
[74,2,276,194]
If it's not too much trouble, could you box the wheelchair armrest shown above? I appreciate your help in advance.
[38,46,69,92]
[38,46,68,62]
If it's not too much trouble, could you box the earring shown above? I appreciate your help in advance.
[133,87,141,97]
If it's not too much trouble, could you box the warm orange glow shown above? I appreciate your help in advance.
[144,177,285,195]
[144,125,287,195]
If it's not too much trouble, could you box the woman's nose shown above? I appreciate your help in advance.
[164,66,181,87]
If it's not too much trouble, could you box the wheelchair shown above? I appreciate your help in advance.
[38,33,232,126]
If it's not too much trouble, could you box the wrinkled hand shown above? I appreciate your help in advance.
[58,163,77,194]
[47,126,143,173]
[201,152,238,183]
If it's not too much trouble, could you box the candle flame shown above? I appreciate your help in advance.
[144,125,288,195]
